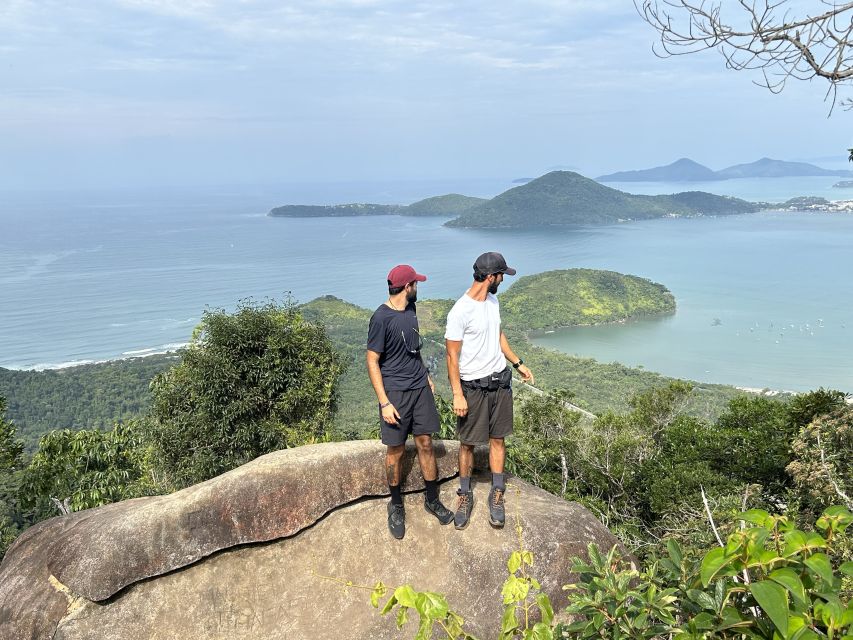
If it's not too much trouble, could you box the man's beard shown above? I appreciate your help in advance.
[488,281,500,294]
[406,290,418,303]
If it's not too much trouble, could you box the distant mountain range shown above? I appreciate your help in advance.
[269,169,843,229]
[597,157,853,182]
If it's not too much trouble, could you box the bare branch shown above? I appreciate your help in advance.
[701,485,724,547]
[635,0,853,106]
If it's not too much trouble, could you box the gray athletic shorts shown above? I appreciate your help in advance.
[380,386,440,447]
[457,385,513,445]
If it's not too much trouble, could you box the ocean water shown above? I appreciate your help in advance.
[0,176,851,393]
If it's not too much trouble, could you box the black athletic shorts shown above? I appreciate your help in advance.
[456,385,513,445]
[380,386,440,447]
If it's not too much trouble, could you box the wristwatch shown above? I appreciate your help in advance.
[512,359,523,369]
[380,401,392,409]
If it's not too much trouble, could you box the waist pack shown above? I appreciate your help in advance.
[462,366,512,392]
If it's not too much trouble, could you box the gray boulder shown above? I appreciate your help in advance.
[1,440,623,639]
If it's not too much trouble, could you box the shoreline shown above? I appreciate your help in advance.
[2,344,186,372]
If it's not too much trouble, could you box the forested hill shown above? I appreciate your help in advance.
[0,355,176,450]
[500,269,675,331]
[445,171,759,228]
[268,193,486,218]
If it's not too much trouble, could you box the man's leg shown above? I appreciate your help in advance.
[386,444,406,539]
[415,434,453,524]
[386,444,405,493]
[414,434,437,481]
[458,442,474,492]
[487,384,513,529]
[454,442,476,529]
[487,437,507,528]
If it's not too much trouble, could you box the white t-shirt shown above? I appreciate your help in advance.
[444,291,505,380]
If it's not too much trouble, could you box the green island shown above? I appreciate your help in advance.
[2,268,850,631]
[269,193,485,218]
[445,171,760,228]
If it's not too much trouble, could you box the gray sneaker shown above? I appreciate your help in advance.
[454,489,474,529]
[488,486,505,528]
[424,497,454,525]
[387,502,405,539]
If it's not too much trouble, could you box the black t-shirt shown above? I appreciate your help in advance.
[367,302,429,391]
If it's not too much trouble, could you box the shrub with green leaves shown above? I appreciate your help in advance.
[371,506,853,640]
[146,299,344,488]
[18,421,153,522]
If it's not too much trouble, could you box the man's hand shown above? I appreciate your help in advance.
[382,403,401,425]
[517,364,535,385]
[427,375,435,394]
[453,392,468,418]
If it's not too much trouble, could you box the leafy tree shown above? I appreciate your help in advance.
[787,388,848,430]
[507,390,582,497]
[18,421,154,522]
[788,406,853,517]
[146,299,344,488]
[0,398,23,471]
[713,395,792,495]
[0,397,25,559]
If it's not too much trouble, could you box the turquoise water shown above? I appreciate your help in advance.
[1,176,851,393]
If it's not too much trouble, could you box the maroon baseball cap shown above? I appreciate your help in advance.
[387,264,427,288]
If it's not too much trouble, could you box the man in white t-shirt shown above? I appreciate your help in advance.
[444,252,534,529]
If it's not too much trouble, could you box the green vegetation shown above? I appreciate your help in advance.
[268,194,486,218]
[0,398,25,557]
[445,171,759,228]
[508,384,851,556]
[268,203,404,217]
[0,354,175,451]
[779,196,831,208]
[19,422,153,522]
[369,506,853,639]
[403,194,487,216]
[500,269,675,331]
[145,299,343,489]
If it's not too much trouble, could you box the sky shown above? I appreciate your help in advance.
[0,0,850,190]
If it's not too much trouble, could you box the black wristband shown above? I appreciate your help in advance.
[512,359,523,369]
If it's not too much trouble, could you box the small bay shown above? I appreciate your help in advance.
[0,176,850,393]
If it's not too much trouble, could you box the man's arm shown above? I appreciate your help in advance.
[445,339,468,417]
[499,331,534,384]
[366,350,400,424]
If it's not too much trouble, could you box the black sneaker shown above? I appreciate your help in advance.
[454,489,474,530]
[488,486,505,528]
[424,497,454,525]
[387,502,405,539]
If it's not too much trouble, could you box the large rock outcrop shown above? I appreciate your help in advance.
[1,440,623,639]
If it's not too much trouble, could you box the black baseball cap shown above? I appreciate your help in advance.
[473,252,516,276]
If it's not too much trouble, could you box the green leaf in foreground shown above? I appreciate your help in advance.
[748,580,789,637]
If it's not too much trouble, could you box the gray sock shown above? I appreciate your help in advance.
[459,476,471,493]
[492,473,505,491]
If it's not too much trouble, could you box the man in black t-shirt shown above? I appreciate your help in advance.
[366,264,454,539]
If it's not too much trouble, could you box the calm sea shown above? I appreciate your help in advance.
[1,176,850,393]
